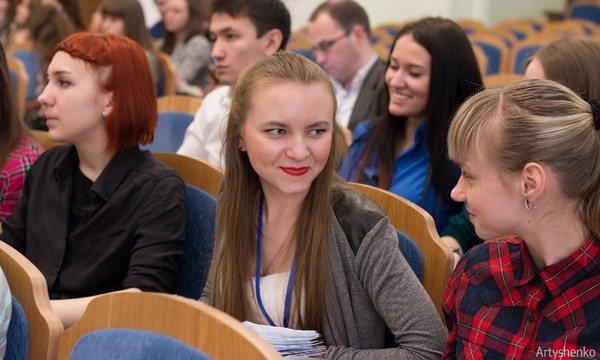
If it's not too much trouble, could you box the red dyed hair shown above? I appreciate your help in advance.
[55,32,157,152]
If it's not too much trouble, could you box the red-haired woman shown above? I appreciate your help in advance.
[0,32,186,327]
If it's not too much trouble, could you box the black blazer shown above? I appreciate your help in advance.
[347,58,387,132]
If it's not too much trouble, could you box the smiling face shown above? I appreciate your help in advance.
[385,34,431,122]
[239,81,334,202]
[451,148,523,240]
[37,51,113,147]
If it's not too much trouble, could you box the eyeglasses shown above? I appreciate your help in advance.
[311,32,349,54]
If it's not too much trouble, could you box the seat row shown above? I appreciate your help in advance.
[14,127,454,358]
[0,147,270,359]
[460,15,600,75]
[287,17,600,77]
[0,240,282,359]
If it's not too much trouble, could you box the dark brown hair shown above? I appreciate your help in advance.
[160,0,207,55]
[211,0,290,51]
[531,36,600,101]
[0,43,27,169]
[309,0,371,38]
[100,0,157,53]
[28,4,76,64]
[357,17,482,210]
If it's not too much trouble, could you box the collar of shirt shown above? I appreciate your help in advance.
[54,145,143,202]
[509,236,600,297]
[332,54,380,128]
[222,85,233,107]
[359,121,427,183]
[395,121,428,158]
[446,236,600,357]
[331,54,379,96]
[538,236,599,296]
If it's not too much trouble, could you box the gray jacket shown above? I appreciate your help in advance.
[202,187,447,359]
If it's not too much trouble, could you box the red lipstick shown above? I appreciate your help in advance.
[281,167,309,176]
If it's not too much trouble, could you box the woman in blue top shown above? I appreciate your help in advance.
[340,17,483,231]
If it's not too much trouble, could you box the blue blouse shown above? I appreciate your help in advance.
[340,120,459,232]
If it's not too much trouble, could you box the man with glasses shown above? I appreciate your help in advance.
[308,1,385,132]
[177,0,291,167]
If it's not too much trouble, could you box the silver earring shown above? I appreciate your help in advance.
[102,110,107,118]
[524,199,536,212]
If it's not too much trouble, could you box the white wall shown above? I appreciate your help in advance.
[487,0,563,26]
[286,0,565,30]
[299,0,451,29]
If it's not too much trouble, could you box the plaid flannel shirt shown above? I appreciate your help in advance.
[443,236,600,359]
[1,136,42,221]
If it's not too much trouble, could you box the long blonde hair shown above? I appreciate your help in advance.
[448,79,600,239]
[215,51,344,334]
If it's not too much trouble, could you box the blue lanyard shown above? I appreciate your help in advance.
[254,198,297,328]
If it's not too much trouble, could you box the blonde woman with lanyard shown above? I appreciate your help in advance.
[201,51,446,359]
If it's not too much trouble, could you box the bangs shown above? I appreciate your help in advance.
[448,89,503,165]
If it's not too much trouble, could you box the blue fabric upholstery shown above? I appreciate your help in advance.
[290,48,316,63]
[157,65,166,97]
[461,27,476,36]
[10,50,41,101]
[513,43,543,74]
[149,22,164,40]
[174,185,216,299]
[502,27,532,41]
[69,329,212,360]
[471,41,502,75]
[5,295,28,360]
[140,111,194,152]
[9,69,17,90]
[571,5,600,26]
[384,230,423,348]
[395,230,423,282]
[381,26,399,38]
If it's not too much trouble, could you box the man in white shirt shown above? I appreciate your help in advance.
[177,0,291,167]
[308,1,385,132]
